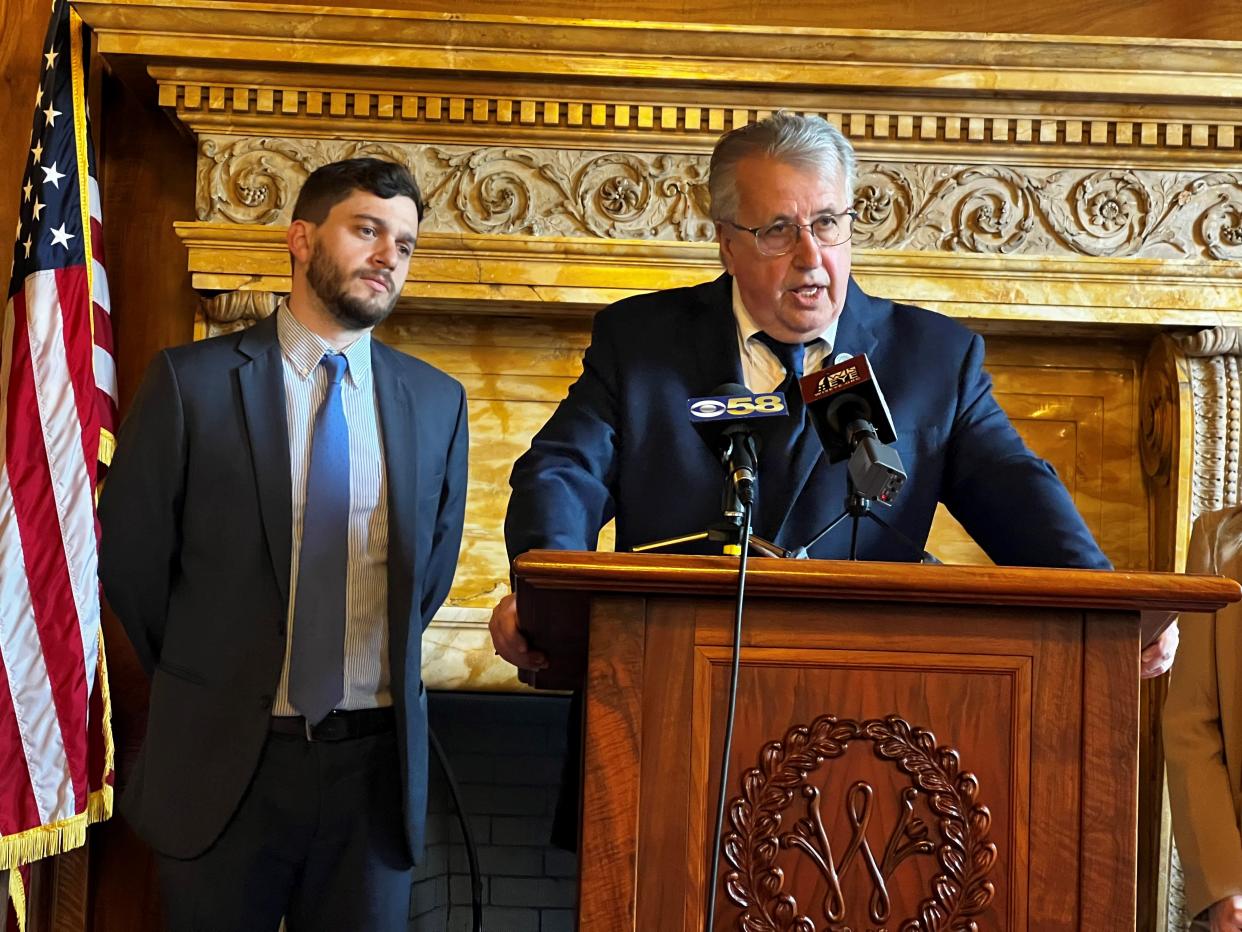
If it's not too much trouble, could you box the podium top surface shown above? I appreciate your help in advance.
[513,550,1241,613]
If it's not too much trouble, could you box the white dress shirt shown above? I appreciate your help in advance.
[731,278,840,392]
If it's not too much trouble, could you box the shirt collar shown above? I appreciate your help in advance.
[275,298,373,388]
[730,278,838,352]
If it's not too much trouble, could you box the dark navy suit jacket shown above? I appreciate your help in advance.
[99,313,469,861]
[506,273,1108,569]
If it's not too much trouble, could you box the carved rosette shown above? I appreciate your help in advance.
[723,714,996,932]
[1063,170,1153,256]
[197,135,1242,261]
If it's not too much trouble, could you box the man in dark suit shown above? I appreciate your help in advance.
[100,158,468,931]
[491,112,1177,680]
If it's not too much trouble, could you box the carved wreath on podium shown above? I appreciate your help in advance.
[723,715,996,932]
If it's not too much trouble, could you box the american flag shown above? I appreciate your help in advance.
[0,0,116,924]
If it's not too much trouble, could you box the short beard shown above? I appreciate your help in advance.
[305,243,400,331]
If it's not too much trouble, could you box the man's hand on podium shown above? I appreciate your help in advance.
[489,593,548,671]
[1140,618,1179,680]
[1208,895,1242,931]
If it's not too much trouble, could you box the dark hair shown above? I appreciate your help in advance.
[291,157,425,225]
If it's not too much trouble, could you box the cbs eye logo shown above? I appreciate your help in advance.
[690,399,727,418]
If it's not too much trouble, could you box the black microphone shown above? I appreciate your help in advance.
[687,383,788,510]
[799,355,906,504]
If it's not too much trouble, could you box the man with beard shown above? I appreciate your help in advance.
[99,158,469,931]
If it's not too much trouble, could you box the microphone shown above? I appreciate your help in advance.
[798,355,906,504]
[687,383,788,509]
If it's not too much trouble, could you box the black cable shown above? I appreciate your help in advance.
[429,723,484,932]
[704,499,753,932]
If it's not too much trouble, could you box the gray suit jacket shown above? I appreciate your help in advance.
[99,313,468,861]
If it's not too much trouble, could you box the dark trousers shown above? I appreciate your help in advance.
[156,728,413,932]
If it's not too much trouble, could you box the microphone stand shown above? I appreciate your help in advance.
[793,473,938,562]
[632,523,787,558]
[633,433,790,558]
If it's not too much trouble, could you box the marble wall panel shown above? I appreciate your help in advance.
[929,338,1146,570]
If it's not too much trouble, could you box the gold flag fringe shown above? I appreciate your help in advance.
[98,428,116,469]
[0,787,113,874]
[8,867,27,932]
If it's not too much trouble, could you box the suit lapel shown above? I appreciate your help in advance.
[373,344,418,694]
[688,274,745,393]
[236,315,294,613]
[770,279,884,549]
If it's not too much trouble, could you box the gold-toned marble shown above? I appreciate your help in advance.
[180,224,1242,336]
[928,337,1149,570]
[154,70,1242,164]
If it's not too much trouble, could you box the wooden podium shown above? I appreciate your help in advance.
[514,551,1240,932]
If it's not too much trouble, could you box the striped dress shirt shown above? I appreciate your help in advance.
[272,302,391,715]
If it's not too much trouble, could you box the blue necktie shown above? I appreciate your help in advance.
[754,332,809,384]
[289,353,350,726]
[752,333,819,538]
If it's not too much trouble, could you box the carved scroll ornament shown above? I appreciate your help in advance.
[198,136,712,241]
[1172,328,1242,519]
[199,135,1242,262]
[724,714,996,932]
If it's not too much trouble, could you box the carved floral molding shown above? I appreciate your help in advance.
[199,135,1242,262]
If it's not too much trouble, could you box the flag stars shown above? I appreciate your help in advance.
[22,178,33,202]
[31,140,43,164]
[49,224,74,250]
[31,199,44,221]
[44,49,58,70]
[23,235,33,259]
[43,103,62,128]
[41,162,65,189]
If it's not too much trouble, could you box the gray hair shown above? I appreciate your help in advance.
[708,111,857,222]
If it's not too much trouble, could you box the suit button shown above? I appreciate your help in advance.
[258,694,273,710]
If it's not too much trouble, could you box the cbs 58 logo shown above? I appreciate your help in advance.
[689,394,786,419]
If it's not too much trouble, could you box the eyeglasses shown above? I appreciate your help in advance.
[724,209,858,257]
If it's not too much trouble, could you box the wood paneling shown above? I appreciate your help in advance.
[98,69,197,414]
[266,0,1242,42]
[0,0,50,303]
[515,554,1210,929]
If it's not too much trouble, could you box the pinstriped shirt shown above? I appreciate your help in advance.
[273,301,390,715]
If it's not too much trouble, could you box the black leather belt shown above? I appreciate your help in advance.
[270,706,395,742]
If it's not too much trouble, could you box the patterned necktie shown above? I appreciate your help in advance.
[751,332,820,538]
[289,353,350,726]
